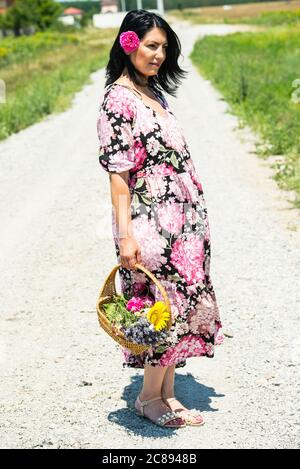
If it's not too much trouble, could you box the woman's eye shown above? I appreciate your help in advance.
[148,44,168,51]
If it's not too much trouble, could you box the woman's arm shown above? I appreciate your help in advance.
[109,171,142,270]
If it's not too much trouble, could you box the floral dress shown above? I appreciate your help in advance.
[97,82,224,369]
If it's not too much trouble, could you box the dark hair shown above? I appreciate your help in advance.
[104,9,188,97]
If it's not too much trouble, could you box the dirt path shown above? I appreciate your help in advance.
[0,23,299,449]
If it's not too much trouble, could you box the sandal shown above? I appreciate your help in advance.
[162,396,205,427]
[135,395,186,428]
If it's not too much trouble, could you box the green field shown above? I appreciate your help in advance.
[190,23,300,208]
[0,28,114,140]
[167,1,300,25]
[179,5,300,210]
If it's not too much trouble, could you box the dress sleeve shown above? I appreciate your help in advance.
[97,87,137,174]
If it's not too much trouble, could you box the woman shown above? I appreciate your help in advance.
[97,9,224,429]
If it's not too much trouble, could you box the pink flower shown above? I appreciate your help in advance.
[141,295,155,307]
[119,31,140,54]
[126,295,154,313]
[126,297,145,313]
[131,214,167,271]
[105,86,136,120]
[133,140,147,170]
[170,234,206,285]
[150,163,176,177]
[157,202,186,235]
[158,335,207,366]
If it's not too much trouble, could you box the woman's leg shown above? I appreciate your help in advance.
[137,364,184,425]
[139,364,168,400]
[161,364,176,398]
[161,365,205,424]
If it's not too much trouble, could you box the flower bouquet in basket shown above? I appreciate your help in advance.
[96,263,173,355]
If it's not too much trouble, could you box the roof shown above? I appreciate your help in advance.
[63,7,83,16]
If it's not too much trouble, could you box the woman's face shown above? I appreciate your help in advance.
[129,27,168,78]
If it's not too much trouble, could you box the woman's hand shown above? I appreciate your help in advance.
[119,236,142,270]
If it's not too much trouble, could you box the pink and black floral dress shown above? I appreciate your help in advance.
[97,82,224,369]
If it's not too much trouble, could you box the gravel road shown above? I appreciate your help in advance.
[0,23,299,449]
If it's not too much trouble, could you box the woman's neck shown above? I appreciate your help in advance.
[119,70,149,88]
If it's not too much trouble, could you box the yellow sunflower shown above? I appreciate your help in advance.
[147,301,170,331]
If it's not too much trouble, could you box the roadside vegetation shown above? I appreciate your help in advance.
[167,3,300,208]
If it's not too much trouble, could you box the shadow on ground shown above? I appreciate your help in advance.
[107,373,225,437]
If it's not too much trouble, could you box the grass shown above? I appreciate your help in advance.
[0,27,115,140]
[167,1,300,25]
[190,23,300,208]
[0,31,79,67]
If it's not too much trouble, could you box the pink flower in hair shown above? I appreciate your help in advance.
[119,31,140,54]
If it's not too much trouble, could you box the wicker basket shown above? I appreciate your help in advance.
[96,262,173,355]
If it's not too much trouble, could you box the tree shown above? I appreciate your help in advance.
[2,0,63,36]
[2,2,31,36]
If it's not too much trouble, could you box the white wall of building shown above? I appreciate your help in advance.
[58,15,75,26]
[93,0,165,29]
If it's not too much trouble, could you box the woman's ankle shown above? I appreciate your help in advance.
[161,388,175,399]
[139,391,162,402]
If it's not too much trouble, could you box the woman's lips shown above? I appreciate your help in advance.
[149,63,160,67]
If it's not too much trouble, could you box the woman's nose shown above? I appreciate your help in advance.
[155,48,165,61]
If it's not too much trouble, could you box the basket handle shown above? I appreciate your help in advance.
[98,262,172,316]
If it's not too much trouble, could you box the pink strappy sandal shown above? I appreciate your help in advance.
[135,395,186,428]
[162,396,205,426]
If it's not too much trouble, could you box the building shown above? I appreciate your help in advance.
[63,7,83,18]
[101,0,118,14]
[58,7,83,27]
[0,0,14,15]
[0,0,14,6]
[93,0,165,29]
